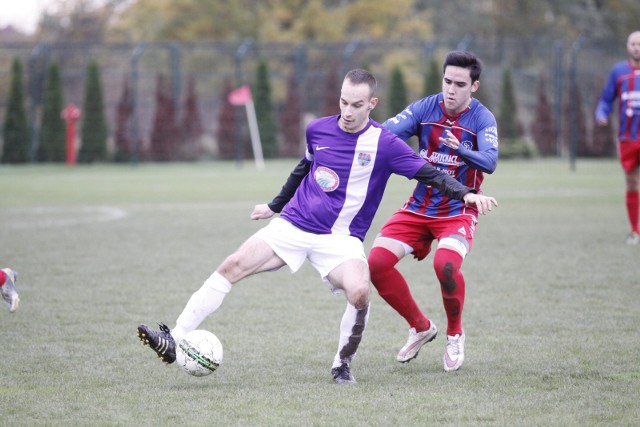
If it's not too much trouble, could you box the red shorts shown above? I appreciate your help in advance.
[619,141,640,174]
[376,210,477,260]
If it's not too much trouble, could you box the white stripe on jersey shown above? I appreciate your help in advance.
[331,126,381,235]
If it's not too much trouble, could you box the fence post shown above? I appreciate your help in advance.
[342,39,360,76]
[569,33,585,171]
[294,43,307,87]
[28,42,49,162]
[130,43,147,165]
[169,43,181,119]
[553,40,564,158]
[456,34,473,51]
[234,39,254,168]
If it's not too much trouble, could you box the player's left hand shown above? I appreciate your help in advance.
[251,203,275,220]
[463,193,498,215]
[440,130,460,150]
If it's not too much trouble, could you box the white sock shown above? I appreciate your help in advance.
[332,302,370,368]
[171,271,232,342]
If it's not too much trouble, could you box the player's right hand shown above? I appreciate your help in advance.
[463,193,498,215]
[251,204,275,220]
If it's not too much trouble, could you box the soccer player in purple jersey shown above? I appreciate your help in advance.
[368,51,499,372]
[137,68,497,384]
[595,31,640,245]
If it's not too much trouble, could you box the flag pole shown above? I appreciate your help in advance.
[228,85,264,170]
[244,99,264,170]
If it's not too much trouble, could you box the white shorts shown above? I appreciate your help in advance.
[253,217,367,285]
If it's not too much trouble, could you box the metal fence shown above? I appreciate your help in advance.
[0,36,627,162]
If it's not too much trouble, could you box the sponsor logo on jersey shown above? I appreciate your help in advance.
[485,126,499,148]
[357,152,372,167]
[622,91,640,115]
[426,151,461,166]
[314,166,339,192]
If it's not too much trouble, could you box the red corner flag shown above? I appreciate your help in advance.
[228,85,252,106]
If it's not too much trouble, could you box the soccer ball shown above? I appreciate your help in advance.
[176,329,223,377]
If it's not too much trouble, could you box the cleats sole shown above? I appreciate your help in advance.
[137,325,175,364]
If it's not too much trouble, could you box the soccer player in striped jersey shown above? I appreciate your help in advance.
[595,31,640,245]
[368,51,499,372]
[138,68,497,384]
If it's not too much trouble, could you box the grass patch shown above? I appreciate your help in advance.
[1,159,639,425]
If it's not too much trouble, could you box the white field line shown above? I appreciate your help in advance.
[1,206,128,229]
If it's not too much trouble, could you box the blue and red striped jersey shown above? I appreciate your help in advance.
[383,93,498,218]
[595,60,640,143]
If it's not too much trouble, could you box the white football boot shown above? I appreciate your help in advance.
[443,331,465,372]
[396,321,438,363]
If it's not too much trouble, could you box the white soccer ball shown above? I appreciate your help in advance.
[176,329,223,377]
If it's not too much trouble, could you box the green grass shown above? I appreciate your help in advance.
[1,159,639,426]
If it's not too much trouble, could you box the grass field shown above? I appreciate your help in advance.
[1,159,639,426]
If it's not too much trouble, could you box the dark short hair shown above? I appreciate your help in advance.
[443,51,483,83]
[344,69,377,98]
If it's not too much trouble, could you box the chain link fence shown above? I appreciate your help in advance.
[0,36,627,162]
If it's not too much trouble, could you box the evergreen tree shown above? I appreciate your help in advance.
[358,63,381,123]
[530,75,555,156]
[79,61,108,163]
[322,64,340,117]
[279,69,302,157]
[388,66,408,118]
[149,74,177,161]
[498,67,520,140]
[178,75,203,161]
[422,58,440,97]
[591,117,615,157]
[473,78,492,111]
[217,78,239,160]
[497,67,533,158]
[38,61,66,162]
[563,83,588,157]
[2,58,30,163]
[591,81,615,157]
[114,77,133,162]
[254,60,278,158]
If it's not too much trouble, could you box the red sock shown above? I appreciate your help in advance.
[626,191,639,233]
[433,248,465,336]
[368,247,430,331]
[0,270,6,286]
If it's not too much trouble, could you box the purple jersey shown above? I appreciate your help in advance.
[280,116,426,241]
[595,60,640,142]
[383,94,498,218]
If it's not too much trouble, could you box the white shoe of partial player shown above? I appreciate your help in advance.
[1,268,19,313]
[626,232,640,245]
[443,331,465,372]
[396,322,438,363]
